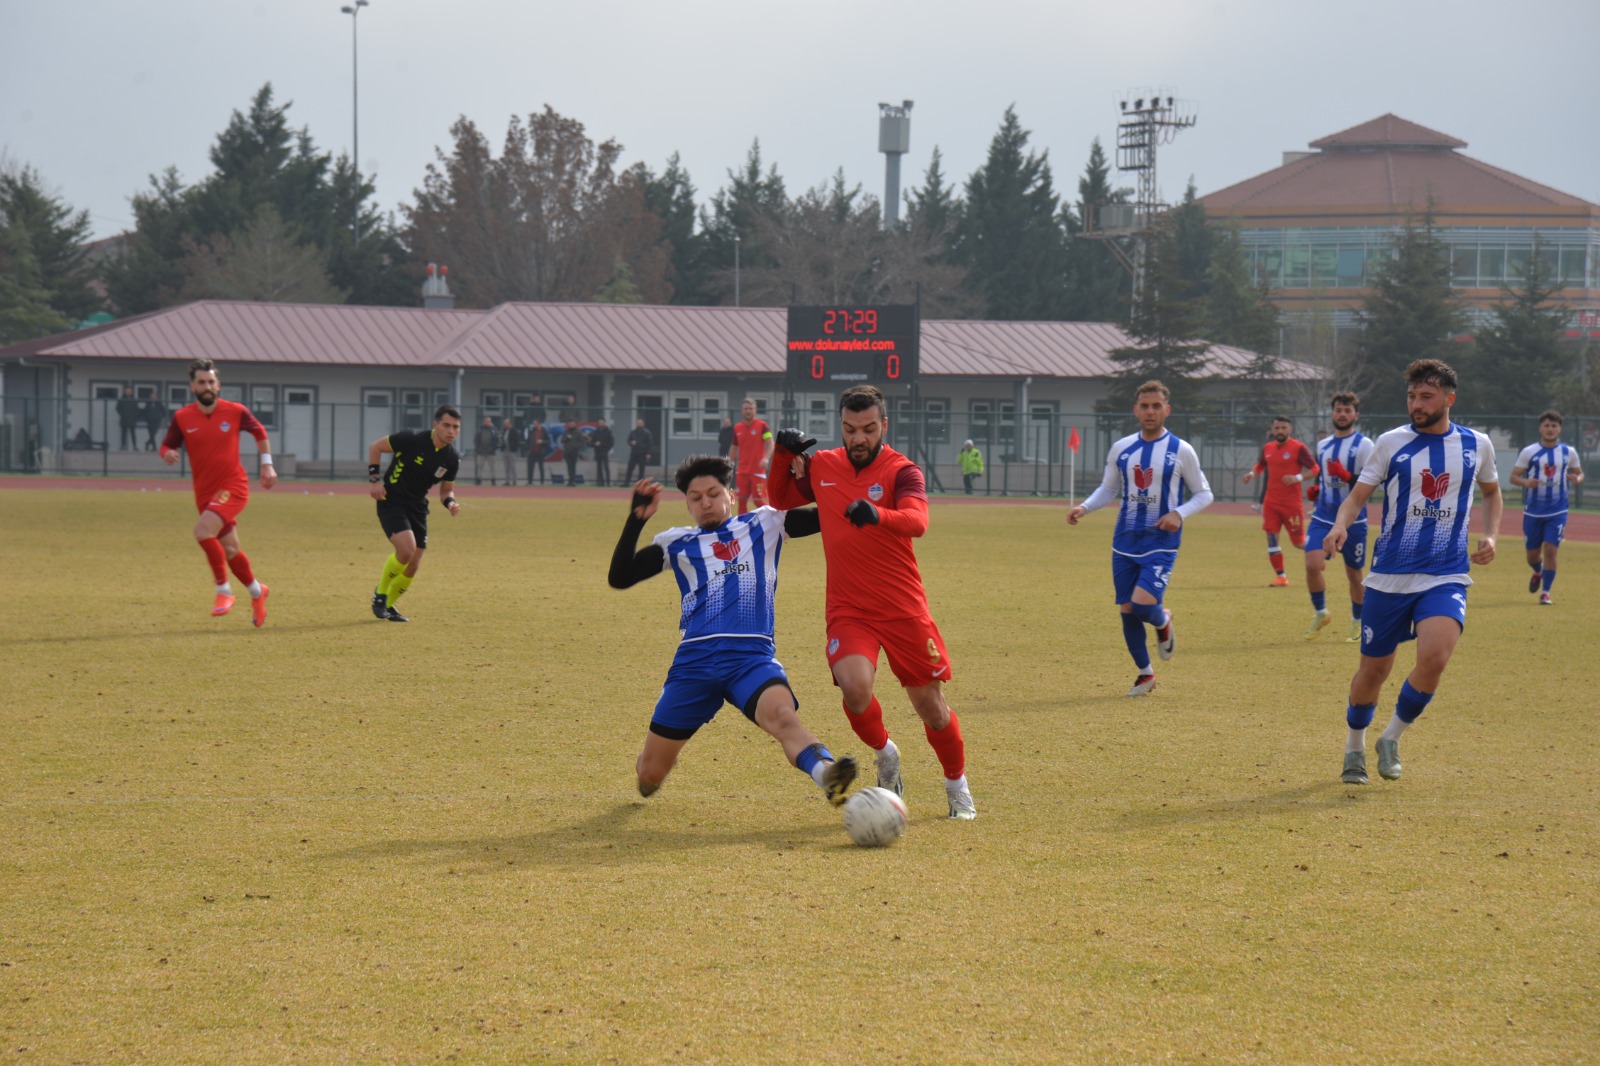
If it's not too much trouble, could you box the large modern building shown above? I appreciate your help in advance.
[1199,114,1600,342]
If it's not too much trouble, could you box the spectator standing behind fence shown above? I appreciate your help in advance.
[143,396,167,451]
[958,439,985,494]
[473,416,498,485]
[526,420,549,485]
[592,417,615,487]
[500,418,523,486]
[717,417,735,457]
[625,418,654,482]
[562,420,585,486]
[117,386,141,450]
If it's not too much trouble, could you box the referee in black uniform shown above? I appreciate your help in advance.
[367,404,462,621]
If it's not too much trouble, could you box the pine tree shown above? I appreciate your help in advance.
[697,141,788,303]
[1356,207,1467,402]
[1105,214,1211,410]
[1463,233,1573,423]
[904,147,961,255]
[1063,138,1131,322]
[0,219,73,343]
[638,153,703,304]
[1205,223,1280,355]
[0,167,99,323]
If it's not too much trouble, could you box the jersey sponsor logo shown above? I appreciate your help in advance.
[711,560,751,578]
[1419,468,1451,501]
[710,540,742,562]
[867,483,884,501]
[1131,464,1154,490]
[1544,462,1556,479]
[827,637,840,656]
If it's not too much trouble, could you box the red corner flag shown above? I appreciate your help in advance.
[1068,426,1081,454]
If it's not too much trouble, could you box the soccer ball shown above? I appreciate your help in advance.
[842,786,908,847]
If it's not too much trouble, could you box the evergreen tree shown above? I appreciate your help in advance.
[638,153,703,303]
[102,168,192,314]
[1104,213,1211,410]
[1462,233,1573,423]
[0,167,99,322]
[955,106,1069,320]
[1167,181,1212,303]
[1205,222,1280,354]
[698,141,788,304]
[1063,138,1130,322]
[903,147,961,255]
[1356,207,1467,402]
[0,219,73,343]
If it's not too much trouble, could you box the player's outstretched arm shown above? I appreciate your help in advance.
[767,441,815,509]
[609,481,665,589]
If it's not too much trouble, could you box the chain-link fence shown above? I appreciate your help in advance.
[2,395,1594,507]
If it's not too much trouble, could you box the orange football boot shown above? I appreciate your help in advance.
[251,584,270,628]
[1271,575,1290,587]
[212,592,236,616]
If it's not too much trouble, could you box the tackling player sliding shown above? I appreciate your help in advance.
[159,358,275,626]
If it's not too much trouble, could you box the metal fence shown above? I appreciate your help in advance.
[3,395,1595,507]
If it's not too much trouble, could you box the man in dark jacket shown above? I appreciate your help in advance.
[625,419,654,482]
[500,417,523,486]
[526,420,549,484]
[116,387,142,450]
[143,397,167,451]
[591,417,616,486]
[474,416,498,485]
[717,417,735,457]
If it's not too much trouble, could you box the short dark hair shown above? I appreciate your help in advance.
[1404,359,1458,391]
[840,385,886,419]
[674,454,733,493]
[1135,380,1170,402]
[433,404,461,423]
[188,358,218,381]
[1272,415,1293,427]
[1331,391,1360,410]
[1539,409,1563,426]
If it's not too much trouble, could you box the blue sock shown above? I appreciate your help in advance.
[1347,702,1377,729]
[1395,680,1433,724]
[1542,569,1555,592]
[794,742,831,778]
[1129,601,1165,628]
[1351,599,1363,621]
[1121,612,1152,672]
[1311,590,1327,611]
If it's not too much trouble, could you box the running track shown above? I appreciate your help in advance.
[3,475,1597,543]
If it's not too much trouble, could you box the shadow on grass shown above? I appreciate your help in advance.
[0,617,375,648]
[317,800,846,873]
[1109,777,1371,829]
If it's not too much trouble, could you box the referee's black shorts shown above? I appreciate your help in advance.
[377,498,430,548]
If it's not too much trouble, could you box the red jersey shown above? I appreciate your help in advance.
[162,399,267,510]
[1252,438,1318,507]
[731,418,771,473]
[769,443,931,623]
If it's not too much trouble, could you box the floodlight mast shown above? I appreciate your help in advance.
[878,100,913,229]
[339,0,370,242]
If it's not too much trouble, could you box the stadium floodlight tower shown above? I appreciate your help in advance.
[878,100,913,229]
[1111,91,1197,311]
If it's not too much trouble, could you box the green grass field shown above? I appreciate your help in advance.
[2,487,1596,1064]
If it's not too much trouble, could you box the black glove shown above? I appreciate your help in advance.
[774,428,817,455]
[629,490,653,518]
[844,499,879,527]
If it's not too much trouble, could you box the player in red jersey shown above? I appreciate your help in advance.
[159,359,275,625]
[1241,416,1318,587]
[768,384,976,820]
[728,397,773,514]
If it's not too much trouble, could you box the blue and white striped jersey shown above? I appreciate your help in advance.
[652,506,790,643]
[1514,442,1582,517]
[1361,424,1499,593]
[1080,430,1214,556]
[1312,431,1376,525]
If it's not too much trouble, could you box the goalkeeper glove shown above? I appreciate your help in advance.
[1327,459,1354,484]
[774,428,816,455]
[844,499,879,527]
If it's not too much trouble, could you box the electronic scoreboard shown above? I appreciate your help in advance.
[784,305,920,389]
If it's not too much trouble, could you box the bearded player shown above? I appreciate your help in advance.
[1242,416,1319,586]
[1303,393,1376,641]
[768,385,976,820]
[1510,410,1584,606]
[159,358,275,625]
[728,397,774,514]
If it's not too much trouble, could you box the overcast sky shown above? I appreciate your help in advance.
[3,0,1596,241]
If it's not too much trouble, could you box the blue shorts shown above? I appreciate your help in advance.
[651,638,793,739]
[1523,513,1567,551]
[1359,583,1467,658]
[1112,551,1177,605]
[1307,516,1368,571]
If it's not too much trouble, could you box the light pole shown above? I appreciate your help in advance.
[339,0,369,242]
[733,234,741,307]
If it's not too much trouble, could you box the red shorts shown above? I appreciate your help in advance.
[736,470,768,505]
[826,615,952,688]
[1261,500,1305,546]
[199,487,247,537]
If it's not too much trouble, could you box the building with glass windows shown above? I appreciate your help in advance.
[1199,114,1600,341]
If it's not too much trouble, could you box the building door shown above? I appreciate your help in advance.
[283,387,317,459]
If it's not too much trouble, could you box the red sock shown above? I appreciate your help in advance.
[227,549,254,586]
[199,538,228,584]
[924,709,966,780]
[1269,551,1284,574]
[843,696,890,750]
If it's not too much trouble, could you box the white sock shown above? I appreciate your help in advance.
[1379,715,1410,742]
[247,581,263,599]
[1346,728,1366,754]
[944,774,969,793]
[808,762,828,787]
[215,582,232,594]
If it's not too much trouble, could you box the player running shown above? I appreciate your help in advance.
[1303,392,1376,641]
[768,385,976,820]
[607,455,857,806]
[728,397,774,514]
[1068,380,1214,697]
[1324,359,1502,785]
[367,405,462,622]
[159,358,274,625]
[1241,416,1318,586]
[1510,410,1584,606]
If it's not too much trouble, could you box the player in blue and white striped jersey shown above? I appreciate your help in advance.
[608,453,857,806]
[1302,392,1378,642]
[1323,360,1503,786]
[1069,380,1214,696]
[1510,409,1585,605]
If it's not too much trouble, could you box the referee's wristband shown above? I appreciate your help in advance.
[442,496,457,507]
